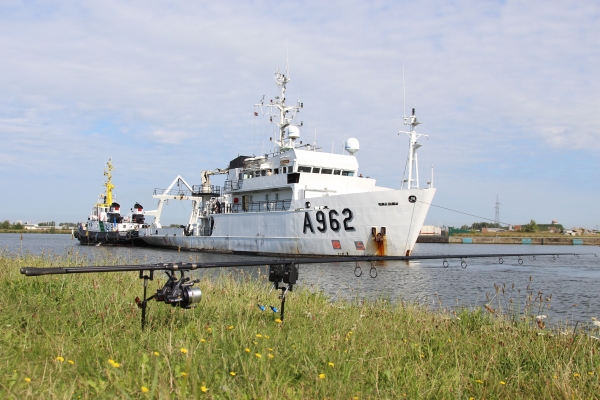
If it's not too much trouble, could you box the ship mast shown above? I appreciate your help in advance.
[96,159,115,207]
[400,109,428,190]
[255,68,303,152]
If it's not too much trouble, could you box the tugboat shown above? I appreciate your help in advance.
[76,159,148,245]
[139,67,436,256]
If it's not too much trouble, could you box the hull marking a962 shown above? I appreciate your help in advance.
[303,208,355,234]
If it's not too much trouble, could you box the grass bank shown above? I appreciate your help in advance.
[1,252,598,398]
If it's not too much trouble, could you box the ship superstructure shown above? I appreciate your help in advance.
[139,68,435,256]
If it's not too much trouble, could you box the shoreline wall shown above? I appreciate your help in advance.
[417,235,600,245]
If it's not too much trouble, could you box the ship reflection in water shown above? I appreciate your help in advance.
[3,234,598,324]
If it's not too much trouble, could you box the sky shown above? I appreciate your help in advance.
[1,0,599,229]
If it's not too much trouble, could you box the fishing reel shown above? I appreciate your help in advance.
[155,270,202,308]
[135,269,202,329]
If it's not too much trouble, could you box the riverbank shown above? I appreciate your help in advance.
[418,235,600,245]
[1,253,598,398]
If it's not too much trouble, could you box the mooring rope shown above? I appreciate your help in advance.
[417,200,513,227]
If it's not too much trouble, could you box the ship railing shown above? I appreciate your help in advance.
[192,185,221,196]
[154,185,221,197]
[229,200,291,213]
[224,180,243,190]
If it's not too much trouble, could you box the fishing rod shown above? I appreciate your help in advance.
[20,252,596,329]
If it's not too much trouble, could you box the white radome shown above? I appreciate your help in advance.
[345,138,360,155]
[288,126,300,139]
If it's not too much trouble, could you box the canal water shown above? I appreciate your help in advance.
[2,234,599,325]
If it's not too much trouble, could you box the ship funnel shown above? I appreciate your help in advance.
[344,138,360,155]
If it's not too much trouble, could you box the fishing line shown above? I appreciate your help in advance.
[417,200,513,226]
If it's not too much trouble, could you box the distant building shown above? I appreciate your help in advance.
[420,225,442,235]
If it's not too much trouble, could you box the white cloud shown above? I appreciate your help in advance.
[149,129,191,144]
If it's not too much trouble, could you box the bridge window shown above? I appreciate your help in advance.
[342,171,355,176]
[298,166,311,173]
[312,167,321,173]
[333,170,341,175]
[321,168,333,174]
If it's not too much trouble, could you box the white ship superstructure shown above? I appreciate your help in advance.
[140,68,435,256]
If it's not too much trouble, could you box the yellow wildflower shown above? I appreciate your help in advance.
[228,326,234,330]
[589,372,594,375]
[67,360,74,365]
[201,338,206,343]
[319,373,326,379]
[206,327,212,333]
[420,354,425,358]
[574,373,580,377]
[230,371,236,376]
[268,348,273,351]
[275,318,282,323]
[255,353,262,358]
[181,372,188,377]
[348,331,353,335]
[448,339,452,343]
[268,353,274,359]
[55,356,65,362]
[500,381,506,385]
[24,377,31,383]
[200,384,208,393]
[180,348,188,354]
[475,379,483,384]
[245,348,250,353]
[253,341,258,345]
[328,362,334,367]
[153,351,160,357]
[256,334,263,338]
[141,386,149,393]
[265,335,270,339]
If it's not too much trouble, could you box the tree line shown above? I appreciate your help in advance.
[1,221,78,230]
[460,220,543,232]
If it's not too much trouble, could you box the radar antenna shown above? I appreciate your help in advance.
[254,66,304,152]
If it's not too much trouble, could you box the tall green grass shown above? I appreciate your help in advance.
[0,251,598,398]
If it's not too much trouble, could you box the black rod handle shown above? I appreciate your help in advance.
[20,268,67,276]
